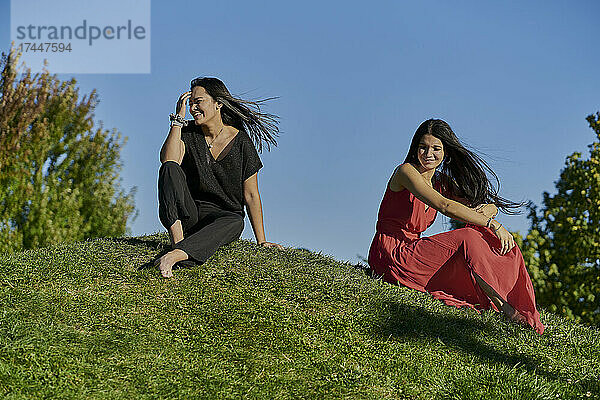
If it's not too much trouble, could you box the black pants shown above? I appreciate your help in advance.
[158,161,244,263]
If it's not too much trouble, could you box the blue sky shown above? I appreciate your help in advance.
[2,0,599,263]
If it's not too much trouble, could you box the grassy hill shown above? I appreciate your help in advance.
[0,234,598,399]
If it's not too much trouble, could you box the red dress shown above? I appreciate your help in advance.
[368,179,545,334]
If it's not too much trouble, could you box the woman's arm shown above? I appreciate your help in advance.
[450,194,498,219]
[394,164,491,225]
[243,173,283,249]
[435,172,497,217]
[394,164,514,254]
[474,203,498,219]
[160,91,189,164]
[160,125,185,164]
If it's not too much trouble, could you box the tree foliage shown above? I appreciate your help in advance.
[0,48,136,253]
[521,113,600,325]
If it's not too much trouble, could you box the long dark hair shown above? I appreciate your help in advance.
[190,77,279,152]
[404,119,525,215]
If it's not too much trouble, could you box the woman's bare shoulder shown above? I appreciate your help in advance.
[389,163,416,192]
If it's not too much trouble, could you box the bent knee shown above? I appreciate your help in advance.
[217,215,244,242]
[159,160,185,179]
[230,215,244,230]
[160,160,181,170]
[456,227,483,244]
[226,215,244,234]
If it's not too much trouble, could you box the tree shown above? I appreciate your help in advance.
[521,112,600,325]
[0,47,136,253]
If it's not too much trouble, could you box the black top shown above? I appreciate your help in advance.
[180,123,263,217]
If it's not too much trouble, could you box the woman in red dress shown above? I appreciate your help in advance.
[368,119,544,334]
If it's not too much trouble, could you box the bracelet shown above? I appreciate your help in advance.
[169,113,186,124]
[487,219,502,232]
[170,120,184,128]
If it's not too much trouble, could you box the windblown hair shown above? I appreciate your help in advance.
[190,77,279,152]
[403,119,526,215]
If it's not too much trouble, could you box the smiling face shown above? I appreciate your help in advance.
[189,86,222,125]
[417,134,445,172]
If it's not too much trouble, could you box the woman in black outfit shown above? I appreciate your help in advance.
[156,77,282,278]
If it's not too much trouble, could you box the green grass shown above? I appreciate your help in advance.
[0,233,599,399]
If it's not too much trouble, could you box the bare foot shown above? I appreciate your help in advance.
[153,249,188,278]
[502,303,528,325]
[154,254,174,278]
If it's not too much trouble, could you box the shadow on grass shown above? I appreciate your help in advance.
[108,236,167,250]
[374,301,600,393]
[106,236,170,271]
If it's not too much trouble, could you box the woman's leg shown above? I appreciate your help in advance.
[384,226,538,330]
[168,220,184,246]
[156,161,199,277]
[472,272,525,323]
[173,204,244,265]
[158,161,199,243]
[431,227,528,324]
